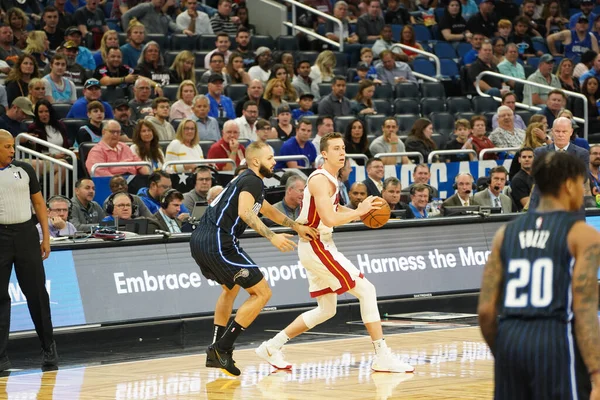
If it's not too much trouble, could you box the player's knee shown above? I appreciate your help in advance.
[251,280,272,303]
[322,305,337,321]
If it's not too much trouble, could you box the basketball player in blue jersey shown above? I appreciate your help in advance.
[479,151,600,399]
[190,141,318,377]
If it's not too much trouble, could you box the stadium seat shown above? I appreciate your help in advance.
[102,87,127,105]
[170,34,198,51]
[79,142,96,174]
[162,85,179,101]
[345,83,360,99]
[225,84,248,101]
[106,18,119,32]
[524,64,536,77]
[118,33,127,46]
[528,57,540,69]
[455,112,476,122]
[164,51,179,67]
[198,35,218,50]
[251,35,275,50]
[146,34,169,50]
[373,99,392,116]
[393,98,420,115]
[365,114,387,136]
[276,36,299,51]
[390,24,403,41]
[516,110,534,125]
[346,68,357,82]
[171,119,182,131]
[447,97,473,113]
[333,52,348,69]
[412,58,436,77]
[421,82,446,98]
[158,140,170,153]
[395,82,420,99]
[53,103,72,119]
[297,51,319,64]
[472,96,499,114]
[195,51,210,67]
[433,42,457,59]
[195,68,207,83]
[334,116,356,134]
[319,83,332,97]
[413,25,432,41]
[199,140,215,156]
[532,41,549,54]
[267,139,283,156]
[421,98,446,115]
[104,1,113,18]
[430,112,455,138]
[430,133,444,149]
[395,114,419,133]
[483,112,496,131]
[456,42,473,59]
[440,59,460,79]
[374,85,393,100]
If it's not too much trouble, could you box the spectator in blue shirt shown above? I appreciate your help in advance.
[569,0,597,31]
[406,184,430,219]
[205,73,235,119]
[276,118,317,169]
[291,92,315,121]
[463,32,486,66]
[136,171,190,216]
[66,78,114,119]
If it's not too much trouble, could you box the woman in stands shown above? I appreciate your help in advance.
[439,0,468,44]
[557,59,579,92]
[6,8,28,49]
[169,51,196,85]
[23,31,49,68]
[5,54,40,106]
[27,99,69,194]
[224,52,251,85]
[542,0,568,35]
[165,118,204,173]
[130,120,165,171]
[269,64,297,101]
[235,4,256,35]
[405,118,437,162]
[491,37,506,65]
[264,79,290,112]
[27,78,46,107]
[581,76,600,134]
[280,52,295,79]
[94,30,120,68]
[169,80,197,120]
[523,122,547,149]
[469,115,496,160]
[400,26,424,63]
[343,119,371,165]
[352,80,377,118]
[271,105,296,140]
[136,41,171,88]
[310,50,336,86]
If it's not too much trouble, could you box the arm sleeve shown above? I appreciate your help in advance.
[369,139,387,156]
[238,174,263,202]
[356,18,368,43]
[511,177,530,202]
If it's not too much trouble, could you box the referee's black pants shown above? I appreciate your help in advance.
[0,221,54,356]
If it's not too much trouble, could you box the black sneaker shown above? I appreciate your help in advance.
[0,356,10,372]
[42,341,58,367]
[205,344,240,376]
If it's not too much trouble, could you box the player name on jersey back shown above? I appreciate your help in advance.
[518,230,550,250]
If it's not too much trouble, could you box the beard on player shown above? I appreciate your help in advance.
[259,163,274,178]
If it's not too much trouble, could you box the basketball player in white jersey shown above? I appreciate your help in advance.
[256,132,415,373]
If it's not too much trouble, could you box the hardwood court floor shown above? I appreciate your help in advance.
[0,327,494,400]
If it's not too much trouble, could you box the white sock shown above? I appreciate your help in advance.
[268,331,290,350]
[372,338,387,355]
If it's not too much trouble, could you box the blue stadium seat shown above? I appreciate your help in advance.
[391,24,403,42]
[395,82,420,99]
[373,99,392,116]
[334,52,347,68]
[421,82,446,98]
[171,34,198,51]
[472,96,499,114]
[226,84,248,102]
[532,41,549,54]
[456,42,473,59]
[276,36,299,51]
[171,119,182,131]
[447,97,473,114]
[365,114,387,136]
[297,51,319,65]
[393,98,420,115]
[251,35,275,50]
[267,139,283,156]
[104,1,113,18]
[106,19,120,32]
[198,35,218,50]
[395,114,419,133]
[440,59,460,79]
[413,58,436,77]
[53,103,71,119]
[430,112,455,138]
[413,25,432,42]
[346,83,360,99]
[433,42,457,59]
[421,98,446,115]
[434,7,445,21]
[162,85,179,101]
[528,57,540,69]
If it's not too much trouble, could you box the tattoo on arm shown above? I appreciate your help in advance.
[280,216,297,229]
[242,209,275,240]
[573,243,600,373]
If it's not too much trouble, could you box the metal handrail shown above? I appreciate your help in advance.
[427,149,477,163]
[91,161,152,177]
[479,147,520,160]
[345,153,369,163]
[390,43,442,80]
[162,159,235,173]
[475,71,588,139]
[282,0,344,51]
[274,155,311,166]
[374,151,424,164]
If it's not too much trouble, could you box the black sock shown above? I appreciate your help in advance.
[212,324,226,343]
[216,320,245,351]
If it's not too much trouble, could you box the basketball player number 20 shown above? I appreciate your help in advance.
[504,258,553,308]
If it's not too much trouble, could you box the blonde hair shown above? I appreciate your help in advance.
[263,79,285,100]
[175,118,199,146]
[170,51,196,83]
[558,109,573,119]
[177,79,198,101]
[315,51,336,81]
[498,19,512,29]
[127,17,145,36]
[524,122,546,148]
[556,58,574,78]
[99,30,119,64]
[24,31,47,54]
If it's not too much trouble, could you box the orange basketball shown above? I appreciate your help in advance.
[360,199,391,229]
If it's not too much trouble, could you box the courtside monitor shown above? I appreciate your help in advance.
[443,205,481,217]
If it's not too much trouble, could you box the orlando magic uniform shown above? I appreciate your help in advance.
[190,170,265,289]
[495,211,590,400]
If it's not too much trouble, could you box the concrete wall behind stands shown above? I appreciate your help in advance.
[247,0,287,38]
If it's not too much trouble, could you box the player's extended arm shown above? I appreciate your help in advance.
[569,223,600,384]
[238,191,296,252]
[477,225,505,356]
[260,200,319,241]
[309,174,378,227]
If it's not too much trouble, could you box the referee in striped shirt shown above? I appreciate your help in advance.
[0,130,57,371]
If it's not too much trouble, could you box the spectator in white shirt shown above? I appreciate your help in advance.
[176,0,214,35]
[204,32,232,69]
[234,100,258,141]
[248,47,272,84]
[165,118,204,173]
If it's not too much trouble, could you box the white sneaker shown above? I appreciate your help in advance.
[371,348,415,373]
[255,341,292,370]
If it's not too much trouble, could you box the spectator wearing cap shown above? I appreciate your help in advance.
[569,0,597,31]
[292,92,315,121]
[292,60,319,101]
[85,119,151,176]
[523,54,562,106]
[465,0,498,38]
[233,100,258,141]
[43,40,86,85]
[372,25,408,62]
[276,118,316,169]
[375,50,417,85]
[548,16,599,60]
[128,77,154,120]
[318,76,352,117]
[122,0,193,36]
[191,94,220,141]
[206,73,235,119]
[114,99,135,141]
[42,54,77,104]
[200,52,229,86]
[66,78,115,119]
[248,47,272,84]
[209,0,240,36]
[64,26,95,70]
[234,79,273,120]
[207,120,246,171]
[74,0,109,50]
[0,97,33,136]
[509,16,544,60]
[272,105,295,140]
[203,32,232,69]
[93,47,138,96]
